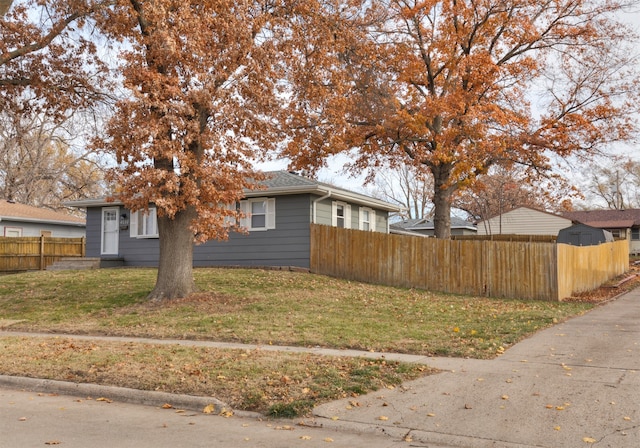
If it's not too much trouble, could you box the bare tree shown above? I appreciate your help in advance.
[0,107,106,209]
[580,156,640,209]
[371,166,433,221]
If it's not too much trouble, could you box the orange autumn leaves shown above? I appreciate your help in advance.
[284,0,640,238]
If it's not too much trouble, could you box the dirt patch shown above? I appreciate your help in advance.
[0,319,25,329]
[564,267,640,304]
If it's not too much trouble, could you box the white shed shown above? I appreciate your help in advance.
[476,207,573,236]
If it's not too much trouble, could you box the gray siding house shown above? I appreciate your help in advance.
[70,171,401,269]
[390,217,477,236]
[0,199,85,237]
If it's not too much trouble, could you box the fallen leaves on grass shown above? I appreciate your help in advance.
[0,336,432,416]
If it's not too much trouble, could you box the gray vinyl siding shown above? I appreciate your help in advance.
[314,198,333,226]
[1,219,85,238]
[193,194,311,268]
[87,195,313,268]
[86,193,391,268]
[85,207,105,257]
[374,209,388,232]
[314,197,390,232]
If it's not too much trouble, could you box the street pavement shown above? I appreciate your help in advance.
[1,287,640,447]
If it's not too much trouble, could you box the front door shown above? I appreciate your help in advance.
[101,207,119,255]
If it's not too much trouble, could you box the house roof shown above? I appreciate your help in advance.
[393,217,476,231]
[562,209,640,229]
[0,200,85,227]
[66,171,403,212]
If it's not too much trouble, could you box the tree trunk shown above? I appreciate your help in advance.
[147,206,197,301]
[0,0,13,16]
[431,163,453,239]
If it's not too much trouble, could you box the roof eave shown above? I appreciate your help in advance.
[0,216,85,227]
[67,187,403,213]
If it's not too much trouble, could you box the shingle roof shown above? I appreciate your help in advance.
[0,200,85,226]
[394,217,476,230]
[260,171,320,189]
[391,218,425,229]
[562,209,640,228]
[66,170,403,212]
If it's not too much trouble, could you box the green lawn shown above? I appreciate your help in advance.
[0,267,594,358]
[0,267,598,416]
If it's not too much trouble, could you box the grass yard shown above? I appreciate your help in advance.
[0,267,631,416]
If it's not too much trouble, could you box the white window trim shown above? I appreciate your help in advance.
[359,207,376,232]
[332,201,351,229]
[4,226,22,237]
[239,198,276,231]
[130,207,159,238]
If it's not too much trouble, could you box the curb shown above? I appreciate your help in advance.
[0,375,261,419]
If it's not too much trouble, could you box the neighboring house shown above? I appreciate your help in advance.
[476,207,572,236]
[390,217,477,237]
[68,171,402,269]
[562,209,640,255]
[0,199,86,237]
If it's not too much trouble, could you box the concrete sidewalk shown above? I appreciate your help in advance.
[2,288,640,447]
[314,289,640,447]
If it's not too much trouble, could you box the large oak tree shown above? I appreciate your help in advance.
[93,0,366,300]
[284,0,640,238]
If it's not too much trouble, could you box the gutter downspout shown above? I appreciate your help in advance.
[312,190,332,224]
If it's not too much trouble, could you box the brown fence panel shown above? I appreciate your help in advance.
[0,237,85,272]
[556,240,629,300]
[310,225,560,300]
[310,224,626,301]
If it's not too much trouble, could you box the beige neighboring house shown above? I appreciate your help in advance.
[0,200,85,237]
[476,206,572,236]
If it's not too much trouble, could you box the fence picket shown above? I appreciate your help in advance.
[310,224,628,301]
[0,237,85,272]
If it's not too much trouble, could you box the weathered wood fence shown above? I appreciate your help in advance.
[0,237,86,272]
[310,224,628,301]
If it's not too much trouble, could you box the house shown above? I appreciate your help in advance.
[390,217,477,236]
[476,207,572,236]
[68,171,402,269]
[562,209,640,255]
[0,199,85,237]
[557,223,614,247]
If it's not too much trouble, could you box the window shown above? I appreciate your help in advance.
[332,201,351,229]
[240,198,276,231]
[4,226,22,237]
[359,207,376,231]
[130,207,159,238]
[632,228,640,241]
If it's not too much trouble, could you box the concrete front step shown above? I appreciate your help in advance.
[46,257,101,271]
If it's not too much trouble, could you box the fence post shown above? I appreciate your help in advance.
[81,237,86,257]
[40,235,45,270]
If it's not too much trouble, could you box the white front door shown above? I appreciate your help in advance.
[101,207,119,255]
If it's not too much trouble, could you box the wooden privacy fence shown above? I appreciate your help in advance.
[310,224,628,301]
[0,236,85,272]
